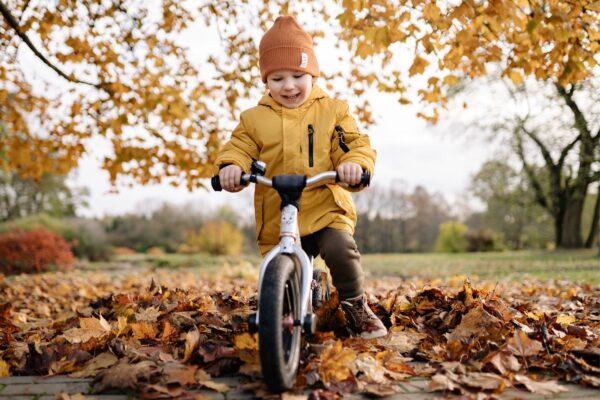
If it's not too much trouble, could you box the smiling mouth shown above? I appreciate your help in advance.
[283,93,301,101]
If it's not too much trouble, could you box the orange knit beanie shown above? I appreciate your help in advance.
[259,16,319,83]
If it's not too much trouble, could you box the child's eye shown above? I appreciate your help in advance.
[271,77,282,81]
[293,75,303,79]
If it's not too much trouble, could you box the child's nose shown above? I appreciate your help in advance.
[283,78,295,89]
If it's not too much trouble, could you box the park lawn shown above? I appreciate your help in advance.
[361,249,600,284]
[91,249,600,284]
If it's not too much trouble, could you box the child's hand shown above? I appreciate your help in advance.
[219,165,245,192]
[336,162,363,187]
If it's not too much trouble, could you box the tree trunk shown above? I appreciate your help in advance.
[560,195,585,248]
[585,186,600,248]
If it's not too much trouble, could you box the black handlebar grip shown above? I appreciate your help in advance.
[211,175,222,191]
[361,171,371,186]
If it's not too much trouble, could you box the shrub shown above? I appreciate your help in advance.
[146,246,165,256]
[434,221,468,253]
[183,221,243,255]
[112,246,137,255]
[0,214,113,261]
[0,227,75,275]
[65,218,112,261]
[466,229,502,252]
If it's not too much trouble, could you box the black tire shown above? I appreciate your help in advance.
[258,254,301,392]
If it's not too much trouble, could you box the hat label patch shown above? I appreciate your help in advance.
[300,52,308,68]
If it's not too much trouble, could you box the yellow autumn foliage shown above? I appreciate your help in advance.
[181,221,243,256]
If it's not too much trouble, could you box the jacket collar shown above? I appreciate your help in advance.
[258,84,327,111]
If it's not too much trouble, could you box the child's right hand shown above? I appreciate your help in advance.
[219,165,245,192]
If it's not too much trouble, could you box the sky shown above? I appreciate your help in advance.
[49,13,498,218]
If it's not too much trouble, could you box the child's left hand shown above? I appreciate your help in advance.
[337,162,363,187]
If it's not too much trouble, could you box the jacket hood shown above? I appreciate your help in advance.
[258,84,328,111]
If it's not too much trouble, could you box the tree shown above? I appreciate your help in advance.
[469,159,554,249]
[0,170,87,221]
[510,81,599,248]
[3,0,598,206]
[1,0,223,188]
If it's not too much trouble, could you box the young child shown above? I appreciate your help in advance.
[215,16,387,339]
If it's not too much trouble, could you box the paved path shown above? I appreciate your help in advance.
[1,375,598,399]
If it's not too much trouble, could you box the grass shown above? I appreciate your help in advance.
[361,249,600,284]
[79,249,599,284]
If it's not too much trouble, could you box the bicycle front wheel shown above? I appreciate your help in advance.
[258,254,301,392]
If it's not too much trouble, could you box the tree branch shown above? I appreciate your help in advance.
[0,0,100,88]
[555,83,591,139]
[519,123,556,169]
[557,135,581,169]
[515,132,550,210]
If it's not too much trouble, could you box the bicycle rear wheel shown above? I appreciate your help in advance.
[258,254,301,392]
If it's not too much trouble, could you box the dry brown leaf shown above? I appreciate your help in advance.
[486,351,521,375]
[62,316,111,344]
[70,352,118,378]
[459,372,506,391]
[130,322,157,340]
[428,373,460,392]
[183,328,200,362]
[136,306,162,323]
[350,353,385,383]
[513,374,569,394]
[376,330,424,353]
[507,330,543,357]
[94,359,156,392]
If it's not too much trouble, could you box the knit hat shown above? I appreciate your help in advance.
[259,16,319,83]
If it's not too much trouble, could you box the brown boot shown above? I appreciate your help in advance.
[341,295,387,339]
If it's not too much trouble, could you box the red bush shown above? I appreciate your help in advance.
[0,227,75,275]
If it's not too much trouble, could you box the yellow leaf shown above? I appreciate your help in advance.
[443,74,459,85]
[509,70,524,85]
[555,315,576,326]
[356,42,373,59]
[0,359,9,377]
[409,55,429,76]
[423,3,441,22]
[234,333,258,350]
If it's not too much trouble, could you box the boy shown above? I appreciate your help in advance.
[215,16,386,339]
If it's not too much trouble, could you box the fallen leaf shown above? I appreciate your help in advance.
[428,373,460,392]
[62,316,111,344]
[507,330,543,357]
[377,330,424,353]
[513,374,569,394]
[94,359,156,392]
[183,328,200,362]
[70,352,118,378]
[0,359,10,376]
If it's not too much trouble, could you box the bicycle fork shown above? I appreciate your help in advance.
[249,204,317,334]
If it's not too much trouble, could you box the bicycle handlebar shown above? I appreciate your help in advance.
[211,171,370,192]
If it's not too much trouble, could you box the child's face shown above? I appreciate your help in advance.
[266,70,315,108]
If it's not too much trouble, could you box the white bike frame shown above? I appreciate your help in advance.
[248,171,338,327]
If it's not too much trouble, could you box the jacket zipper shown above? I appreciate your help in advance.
[335,125,350,153]
[308,124,314,167]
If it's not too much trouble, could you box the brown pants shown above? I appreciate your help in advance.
[301,228,364,300]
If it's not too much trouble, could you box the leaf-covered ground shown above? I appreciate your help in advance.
[0,263,599,399]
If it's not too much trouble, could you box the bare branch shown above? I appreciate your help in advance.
[515,132,550,210]
[557,135,581,169]
[519,123,556,169]
[0,0,100,88]
[555,83,591,139]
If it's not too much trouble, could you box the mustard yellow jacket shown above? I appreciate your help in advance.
[215,85,376,255]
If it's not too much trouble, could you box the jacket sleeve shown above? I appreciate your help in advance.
[330,101,377,189]
[214,114,259,173]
